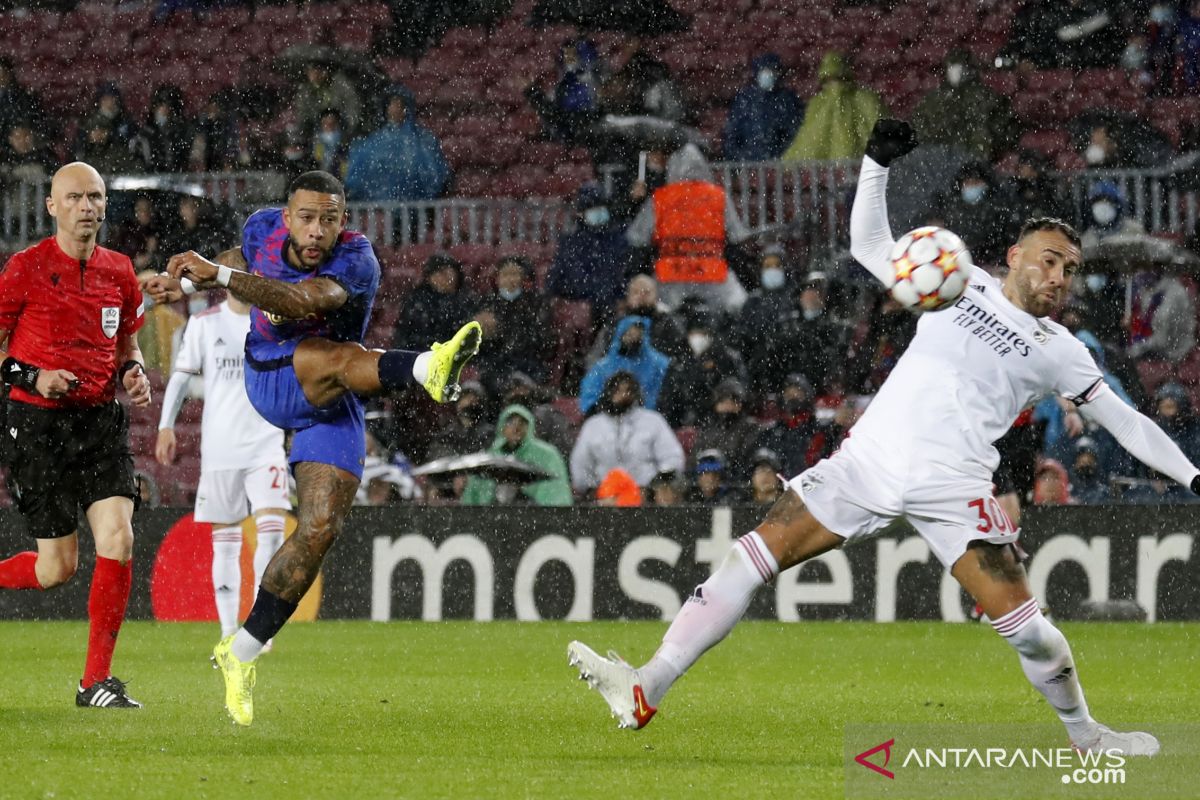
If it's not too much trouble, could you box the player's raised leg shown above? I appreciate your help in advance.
[212,462,357,725]
[952,542,1158,756]
[569,489,843,729]
[291,321,482,409]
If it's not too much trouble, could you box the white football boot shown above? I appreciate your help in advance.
[567,641,657,730]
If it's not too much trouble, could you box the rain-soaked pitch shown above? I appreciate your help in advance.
[0,620,1194,799]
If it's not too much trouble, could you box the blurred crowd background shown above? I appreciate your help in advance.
[3,0,1200,510]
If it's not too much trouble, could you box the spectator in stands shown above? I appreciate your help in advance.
[527,37,604,144]
[648,470,685,507]
[232,113,281,172]
[586,274,688,366]
[1069,437,1111,505]
[579,316,670,414]
[595,468,643,506]
[160,195,227,259]
[747,448,784,506]
[345,87,449,202]
[736,245,794,395]
[312,109,351,179]
[461,404,573,507]
[658,313,749,428]
[132,85,191,173]
[600,44,688,123]
[110,196,162,272]
[1178,0,1200,92]
[928,160,1015,266]
[190,92,236,172]
[722,52,804,162]
[76,115,140,176]
[1153,383,1200,462]
[1127,268,1198,363]
[501,370,574,459]
[1000,0,1124,70]
[753,373,829,477]
[570,371,683,494]
[773,271,846,394]
[473,256,552,389]
[782,51,884,161]
[1079,181,1145,249]
[427,380,494,460]
[0,121,57,187]
[911,48,1019,161]
[690,379,760,481]
[1032,458,1075,506]
[687,449,742,506]
[547,183,630,324]
[1005,149,1070,222]
[1076,120,1170,169]
[295,60,362,137]
[81,82,136,148]
[393,254,478,352]
[849,293,917,393]
[0,57,49,143]
[625,143,753,313]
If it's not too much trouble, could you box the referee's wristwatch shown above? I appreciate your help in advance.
[118,360,144,383]
[1,357,40,393]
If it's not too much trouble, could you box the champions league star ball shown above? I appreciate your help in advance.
[888,226,972,312]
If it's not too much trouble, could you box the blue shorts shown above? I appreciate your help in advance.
[245,345,366,480]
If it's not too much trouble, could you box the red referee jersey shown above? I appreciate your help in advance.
[0,237,145,409]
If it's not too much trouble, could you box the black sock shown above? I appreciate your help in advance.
[243,589,298,644]
[378,349,421,391]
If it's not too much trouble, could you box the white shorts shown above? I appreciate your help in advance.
[786,448,1019,568]
[194,462,291,524]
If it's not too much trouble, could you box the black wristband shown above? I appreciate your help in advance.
[1,357,40,392]
[118,360,143,383]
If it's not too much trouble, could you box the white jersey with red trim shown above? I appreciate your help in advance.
[173,302,286,472]
[843,264,1104,484]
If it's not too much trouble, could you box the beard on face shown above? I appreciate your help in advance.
[287,235,333,269]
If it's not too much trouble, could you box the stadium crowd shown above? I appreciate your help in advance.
[3,0,1200,509]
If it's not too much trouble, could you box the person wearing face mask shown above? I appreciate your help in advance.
[579,316,670,414]
[1004,149,1069,224]
[547,183,631,324]
[427,381,495,461]
[129,84,190,172]
[311,109,350,178]
[735,245,795,394]
[751,373,832,477]
[691,380,760,482]
[911,48,1019,161]
[1079,181,1144,250]
[1067,439,1109,505]
[760,271,846,397]
[657,310,748,427]
[472,256,552,391]
[461,404,573,507]
[928,160,1014,266]
[722,52,804,162]
[569,371,684,496]
[782,51,884,161]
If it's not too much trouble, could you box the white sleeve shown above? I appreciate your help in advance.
[172,316,205,375]
[1083,386,1200,489]
[849,156,898,288]
[158,370,191,430]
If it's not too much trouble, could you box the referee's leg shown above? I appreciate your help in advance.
[80,496,135,690]
[0,534,79,589]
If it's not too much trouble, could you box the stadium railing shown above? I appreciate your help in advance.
[4,164,1198,252]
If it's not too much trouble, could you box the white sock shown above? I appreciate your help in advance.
[638,532,778,706]
[253,514,286,602]
[211,526,243,638]
[412,351,432,384]
[993,599,1098,745]
[231,627,266,662]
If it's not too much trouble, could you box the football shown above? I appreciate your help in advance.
[888,226,972,312]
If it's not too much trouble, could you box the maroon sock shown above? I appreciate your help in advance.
[0,551,43,590]
[82,557,133,687]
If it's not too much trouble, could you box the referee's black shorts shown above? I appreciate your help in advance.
[2,399,137,539]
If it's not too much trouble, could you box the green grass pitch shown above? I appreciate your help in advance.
[0,621,1194,800]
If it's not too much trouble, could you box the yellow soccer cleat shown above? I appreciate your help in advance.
[423,321,483,403]
[211,635,256,727]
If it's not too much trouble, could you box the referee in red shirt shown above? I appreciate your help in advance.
[0,162,151,708]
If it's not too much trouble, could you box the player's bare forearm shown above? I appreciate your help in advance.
[226,271,348,320]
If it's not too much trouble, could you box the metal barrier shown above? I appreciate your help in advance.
[5,164,1200,253]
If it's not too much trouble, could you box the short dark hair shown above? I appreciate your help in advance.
[288,170,344,199]
[1018,217,1081,249]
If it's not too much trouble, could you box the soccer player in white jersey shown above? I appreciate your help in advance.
[569,119,1200,755]
[155,294,290,641]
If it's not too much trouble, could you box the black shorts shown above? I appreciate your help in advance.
[2,399,137,539]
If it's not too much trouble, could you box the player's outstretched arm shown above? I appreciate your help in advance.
[1082,388,1200,493]
[166,251,348,320]
[849,119,919,288]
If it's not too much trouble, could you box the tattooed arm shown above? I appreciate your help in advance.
[166,250,348,320]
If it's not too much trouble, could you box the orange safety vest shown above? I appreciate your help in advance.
[652,181,728,284]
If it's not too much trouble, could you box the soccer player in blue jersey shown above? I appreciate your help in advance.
[147,171,480,725]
